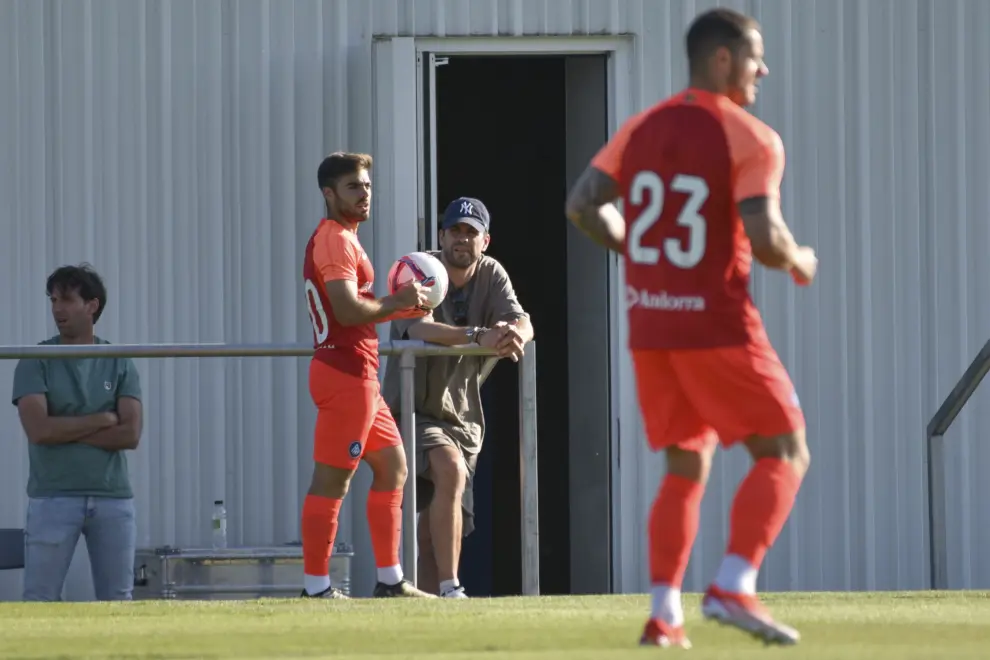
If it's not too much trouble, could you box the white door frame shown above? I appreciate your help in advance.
[413,35,638,594]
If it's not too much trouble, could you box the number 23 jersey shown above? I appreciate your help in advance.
[592,88,786,350]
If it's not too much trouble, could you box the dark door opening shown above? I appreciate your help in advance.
[434,56,571,596]
[431,53,613,596]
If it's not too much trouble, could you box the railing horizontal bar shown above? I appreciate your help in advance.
[0,337,539,596]
[0,341,498,360]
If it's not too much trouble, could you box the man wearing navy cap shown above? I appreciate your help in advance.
[382,196,533,598]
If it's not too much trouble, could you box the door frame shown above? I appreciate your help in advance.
[414,35,644,592]
[376,35,640,593]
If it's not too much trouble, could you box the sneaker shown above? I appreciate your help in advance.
[440,585,468,599]
[372,580,438,598]
[639,618,691,648]
[300,585,349,599]
[701,584,799,645]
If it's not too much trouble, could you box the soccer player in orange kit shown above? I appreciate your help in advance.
[300,151,435,599]
[565,8,818,648]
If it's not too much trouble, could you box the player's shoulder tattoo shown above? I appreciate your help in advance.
[737,196,770,216]
[568,166,619,214]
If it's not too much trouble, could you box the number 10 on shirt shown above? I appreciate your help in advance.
[305,279,329,345]
[626,171,709,269]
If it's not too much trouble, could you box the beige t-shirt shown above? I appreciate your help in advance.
[381,252,528,455]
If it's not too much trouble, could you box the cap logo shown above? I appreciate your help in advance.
[460,201,474,216]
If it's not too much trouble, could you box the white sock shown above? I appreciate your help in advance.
[650,585,684,626]
[713,554,758,594]
[439,579,460,594]
[304,574,331,595]
[377,564,403,585]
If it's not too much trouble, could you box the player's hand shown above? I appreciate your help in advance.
[392,281,431,310]
[790,246,817,286]
[101,412,120,427]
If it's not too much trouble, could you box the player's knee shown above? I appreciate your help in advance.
[427,447,468,497]
[308,462,356,499]
[746,428,811,478]
[665,444,715,484]
[365,445,408,490]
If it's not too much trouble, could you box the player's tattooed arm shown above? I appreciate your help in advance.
[738,196,802,270]
[564,166,626,254]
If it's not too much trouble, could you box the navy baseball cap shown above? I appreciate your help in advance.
[441,197,490,234]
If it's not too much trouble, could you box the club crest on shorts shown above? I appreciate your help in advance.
[348,441,362,458]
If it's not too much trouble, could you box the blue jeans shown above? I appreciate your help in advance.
[23,496,137,602]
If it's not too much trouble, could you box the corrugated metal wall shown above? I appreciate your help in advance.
[0,0,987,599]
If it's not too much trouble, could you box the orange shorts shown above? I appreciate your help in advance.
[631,342,805,453]
[309,359,402,470]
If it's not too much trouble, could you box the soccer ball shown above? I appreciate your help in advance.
[387,252,449,310]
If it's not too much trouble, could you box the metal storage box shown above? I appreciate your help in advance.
[133,542,353,600]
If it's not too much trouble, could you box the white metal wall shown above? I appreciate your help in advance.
[0,0,986,599]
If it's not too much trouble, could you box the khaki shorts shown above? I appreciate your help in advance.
[414,423,479,537]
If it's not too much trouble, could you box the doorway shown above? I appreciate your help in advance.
[427,54,613,595]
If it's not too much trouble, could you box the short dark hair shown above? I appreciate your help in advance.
[46,263,107,323]
[685,8,760,73]
[317,151,373,191]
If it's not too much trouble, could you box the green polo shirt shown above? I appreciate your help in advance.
[11,336,142,499]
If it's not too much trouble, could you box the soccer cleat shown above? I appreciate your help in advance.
[300,585,349,599]
[639,618,691,648]
[701,584,799,645]
[372,580,439,598]
[440,585,469,599]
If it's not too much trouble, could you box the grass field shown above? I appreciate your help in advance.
[1,591,988,659]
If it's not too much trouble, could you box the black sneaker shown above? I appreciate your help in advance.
[300,585,349,599]
[372,580,438,598]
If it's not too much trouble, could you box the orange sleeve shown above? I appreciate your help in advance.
[589,115,639,184]
[723,110,785,202]
[313,227,359,283]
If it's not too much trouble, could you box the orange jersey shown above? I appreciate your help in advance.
[592,88,785,349]
[302,219,379,378]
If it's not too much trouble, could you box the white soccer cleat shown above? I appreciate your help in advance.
[701,585,799,646]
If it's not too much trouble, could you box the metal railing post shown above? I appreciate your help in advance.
[398,349,418,587]
[519,341,540,596]
[926,433,947,590]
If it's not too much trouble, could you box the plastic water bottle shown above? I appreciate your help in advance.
[212,500,227,549]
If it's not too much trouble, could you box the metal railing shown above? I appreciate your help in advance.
[0,339,541,596]
[925,337,990,590]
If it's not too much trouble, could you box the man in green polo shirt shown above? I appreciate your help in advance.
[11,264,143,601]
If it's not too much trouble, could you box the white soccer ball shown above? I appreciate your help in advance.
[386,251,449,310]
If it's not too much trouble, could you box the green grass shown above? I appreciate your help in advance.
[1,591,988,659]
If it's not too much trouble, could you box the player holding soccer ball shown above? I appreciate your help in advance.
[565,8,816,648]
[299,151,435,599]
